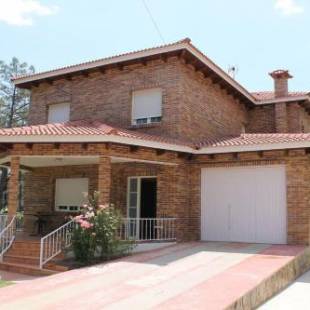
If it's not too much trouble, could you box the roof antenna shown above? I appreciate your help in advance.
[228,65,238,79]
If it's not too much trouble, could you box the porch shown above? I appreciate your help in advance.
[0,149,190,272]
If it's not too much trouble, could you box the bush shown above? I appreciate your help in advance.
[72,192,134,264]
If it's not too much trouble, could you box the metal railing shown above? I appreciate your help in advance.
[0,216,16,261]
[119,218,177,241]
[39,217,176,269]
[0,214,8,232]
[39,219,75,269]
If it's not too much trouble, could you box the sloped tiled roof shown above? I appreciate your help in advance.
[0,120,192,147]
[2,121,310,153]
[251,91,308,101]
[197,133,310,149]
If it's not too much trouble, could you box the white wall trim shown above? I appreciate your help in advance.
[196,141,310,154]
[257,95,310,105]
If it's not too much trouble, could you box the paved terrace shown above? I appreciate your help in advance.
[0,242,305,309]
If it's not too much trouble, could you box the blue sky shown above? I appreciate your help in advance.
[0,0,309,92]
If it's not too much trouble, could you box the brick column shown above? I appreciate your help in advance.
[8,156,20,217]
[98,156,111,205]
[275,103,288,133]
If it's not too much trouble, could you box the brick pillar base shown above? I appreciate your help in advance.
[8,156,20,217]
[98,156,111,205]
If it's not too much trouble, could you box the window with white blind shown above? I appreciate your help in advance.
[132,88,162,125]
[48,102,70,123]
[55,178,88,212]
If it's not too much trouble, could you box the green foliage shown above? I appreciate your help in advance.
[71,192,134,264]
[0,57,35,128]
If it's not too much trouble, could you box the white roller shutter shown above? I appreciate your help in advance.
[132,88,162,120]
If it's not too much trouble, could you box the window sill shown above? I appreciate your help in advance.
[129,122,161,129]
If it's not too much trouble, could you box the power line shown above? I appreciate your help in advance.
[141,0,165,44]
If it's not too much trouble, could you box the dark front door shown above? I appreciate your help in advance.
[140,178,157,239]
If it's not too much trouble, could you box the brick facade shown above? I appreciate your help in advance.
[5,54,310,246]
[29,56,248,141]
[189,150,310,245]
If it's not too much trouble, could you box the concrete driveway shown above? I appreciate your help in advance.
[0,242,304,309]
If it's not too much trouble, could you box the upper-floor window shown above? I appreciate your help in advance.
[132,88,162,125]
[48,102,70,123]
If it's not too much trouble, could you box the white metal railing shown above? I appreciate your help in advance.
[0,214,8,232]
[0,216,16,261]
[119,218,177,241]
[39,219,75,269]
[40,217,176,269]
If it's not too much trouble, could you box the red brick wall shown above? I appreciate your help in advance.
[29,57,249,141]
[247,105,276,133]
[23,164,98,234]
[178,61,248,140]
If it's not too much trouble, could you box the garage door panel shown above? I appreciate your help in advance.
[201,165,287,244]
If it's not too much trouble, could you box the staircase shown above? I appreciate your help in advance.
[0,239,68,276]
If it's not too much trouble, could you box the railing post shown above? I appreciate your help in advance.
[39,238,44,269]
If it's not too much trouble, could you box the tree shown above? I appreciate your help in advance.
[0,57,35,128]
[0,58,35,211]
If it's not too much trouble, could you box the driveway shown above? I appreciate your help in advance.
[260,269,310,309]
[0,242,304,309]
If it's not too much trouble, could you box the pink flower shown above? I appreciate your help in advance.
[79,219,93,229]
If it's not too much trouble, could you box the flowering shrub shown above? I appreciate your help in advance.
[72,192,133,264]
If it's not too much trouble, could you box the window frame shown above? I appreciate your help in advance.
[131,88,163,125]
[47,102,71,124]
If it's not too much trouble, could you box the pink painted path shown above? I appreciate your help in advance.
[0,242,304,310]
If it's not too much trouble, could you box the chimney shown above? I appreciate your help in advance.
[269,70,292,98]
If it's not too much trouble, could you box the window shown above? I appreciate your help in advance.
[132,88,162,125]
[55,178,88,212]
[48,102,70,123]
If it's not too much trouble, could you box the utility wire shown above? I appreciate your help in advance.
[141,0,165,44]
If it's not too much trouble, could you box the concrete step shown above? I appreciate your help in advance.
[0,262,58,276]
[3,254,39,265]
[44,262,69,272]
[6,248,41,257]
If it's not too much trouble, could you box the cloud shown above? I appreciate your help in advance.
[275,0,304,16]
[0,0,58,26]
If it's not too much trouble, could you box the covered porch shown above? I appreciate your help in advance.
[2,154,183,242]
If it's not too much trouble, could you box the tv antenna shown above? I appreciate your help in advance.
[228,65,239,79]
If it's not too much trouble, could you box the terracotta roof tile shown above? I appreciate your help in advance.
[12,39,190,81]
[197,133,310,148]
[0,120,192,147]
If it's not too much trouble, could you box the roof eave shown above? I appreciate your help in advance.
[196,141,310,154]
[256,95,310,105]
[13,41,256,105]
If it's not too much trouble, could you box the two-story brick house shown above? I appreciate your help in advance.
[1,38,310,272]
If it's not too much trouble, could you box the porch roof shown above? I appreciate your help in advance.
[0,120,195,153]
[2,121,310,155]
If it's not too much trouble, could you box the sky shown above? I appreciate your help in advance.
[0,0,309,92]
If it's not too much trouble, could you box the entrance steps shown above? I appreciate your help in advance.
[0,240,68,276]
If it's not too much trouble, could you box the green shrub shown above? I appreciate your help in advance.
[71,192,134,264]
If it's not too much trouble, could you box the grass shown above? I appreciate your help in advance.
[0,280,14,288]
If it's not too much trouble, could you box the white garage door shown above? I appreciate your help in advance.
[201,165,287,244]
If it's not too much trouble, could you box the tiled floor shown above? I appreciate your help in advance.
[0,242,304,309]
